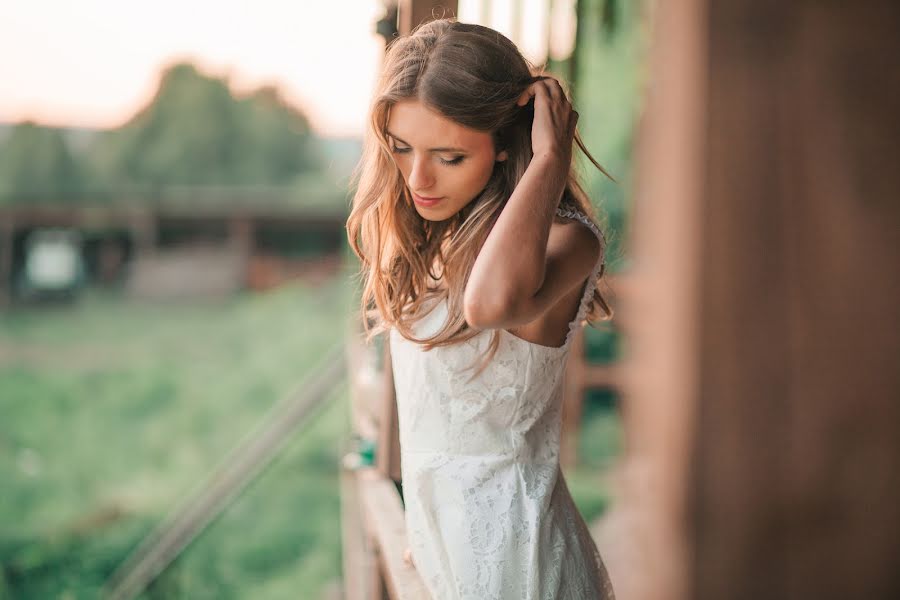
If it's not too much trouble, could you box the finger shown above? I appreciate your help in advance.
[516,85,535,106]
[541,77,563,103]
[541,76,570,105]
[517,79,545,106]
[520,81,550,109]
[517,75,554,106]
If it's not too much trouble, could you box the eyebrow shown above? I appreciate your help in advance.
[386,130,468,153]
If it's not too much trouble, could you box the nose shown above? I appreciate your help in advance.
[407,154,435,191]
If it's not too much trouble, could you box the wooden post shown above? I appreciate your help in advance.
[617,0,708,593]
[0,217,14,308]
[130,212,157,256]
[229,216,254,289]
[340,466,376,600]
[625,1,900,599]
[376,339,402,482]
[398,0,458,35]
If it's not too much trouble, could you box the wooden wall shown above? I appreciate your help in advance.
[626,0,900,598]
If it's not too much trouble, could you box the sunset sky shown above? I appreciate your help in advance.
[0,0,567,138]
[0,0,385,137]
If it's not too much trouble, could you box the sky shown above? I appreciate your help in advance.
[0,0,385,138]
[0,0,571,138]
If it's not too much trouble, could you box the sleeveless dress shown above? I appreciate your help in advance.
[388,206,617,600]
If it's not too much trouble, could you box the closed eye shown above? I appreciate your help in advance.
[391,144,466,167]
[439,156,465,166]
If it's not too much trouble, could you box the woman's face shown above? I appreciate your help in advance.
[386,99,507,222]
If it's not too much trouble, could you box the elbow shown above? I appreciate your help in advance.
[463,300,487,329]
[463,290,516,329]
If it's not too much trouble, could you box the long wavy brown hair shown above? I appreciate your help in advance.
[346,17,614,379]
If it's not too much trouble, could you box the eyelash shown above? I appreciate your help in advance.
[390,145,465,167]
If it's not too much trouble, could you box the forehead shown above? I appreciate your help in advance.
[386,100,491,149]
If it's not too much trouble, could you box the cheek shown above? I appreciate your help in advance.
[460,158,496,191]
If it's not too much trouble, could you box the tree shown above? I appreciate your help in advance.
[0,121,85,204]
[88,62,323,189]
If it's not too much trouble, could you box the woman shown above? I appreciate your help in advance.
[346,17,617,600]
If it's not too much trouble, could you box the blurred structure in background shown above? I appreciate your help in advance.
[0,62,351,307]
[1,4,369,600]
[16,228,86,302]
[0,197,346,304]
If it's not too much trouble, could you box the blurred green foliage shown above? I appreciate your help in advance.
[0,123,86,202]
[0,62,326,204]
[575,0,645,274]
[90,63,321,189]
[0,277,353,599]
[570,0,644,363]
[560,0,639,511]
[567,388,623,521]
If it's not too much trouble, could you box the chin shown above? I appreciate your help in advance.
[418,212,454,222]
[415,205,462,222]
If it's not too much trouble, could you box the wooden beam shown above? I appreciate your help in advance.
[358,468,432,600]
[623,0,707,595]
[377,337,403,482]
[103,345,348,599]
[340,465,377,600]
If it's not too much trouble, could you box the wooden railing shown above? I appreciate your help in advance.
[561,273,630,468]
[103,343,347,600]
[342,322,429,599]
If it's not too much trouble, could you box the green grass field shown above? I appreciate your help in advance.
[1,275,355,599]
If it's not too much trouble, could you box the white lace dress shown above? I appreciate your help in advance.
[388,207,617,600]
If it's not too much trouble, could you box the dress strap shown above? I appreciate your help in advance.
[555,205,606,349]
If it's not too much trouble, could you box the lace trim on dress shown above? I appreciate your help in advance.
[555,205,606,349]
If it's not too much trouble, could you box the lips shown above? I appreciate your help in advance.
[412,192,444,207]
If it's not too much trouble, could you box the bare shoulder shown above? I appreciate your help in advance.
[502,217,601,346]
[547,214,602,272]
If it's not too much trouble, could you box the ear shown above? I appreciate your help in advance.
[496,150,508,162]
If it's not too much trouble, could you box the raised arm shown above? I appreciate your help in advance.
[463,77,598,329]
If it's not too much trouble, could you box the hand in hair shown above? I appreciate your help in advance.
[516,76,579,168]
